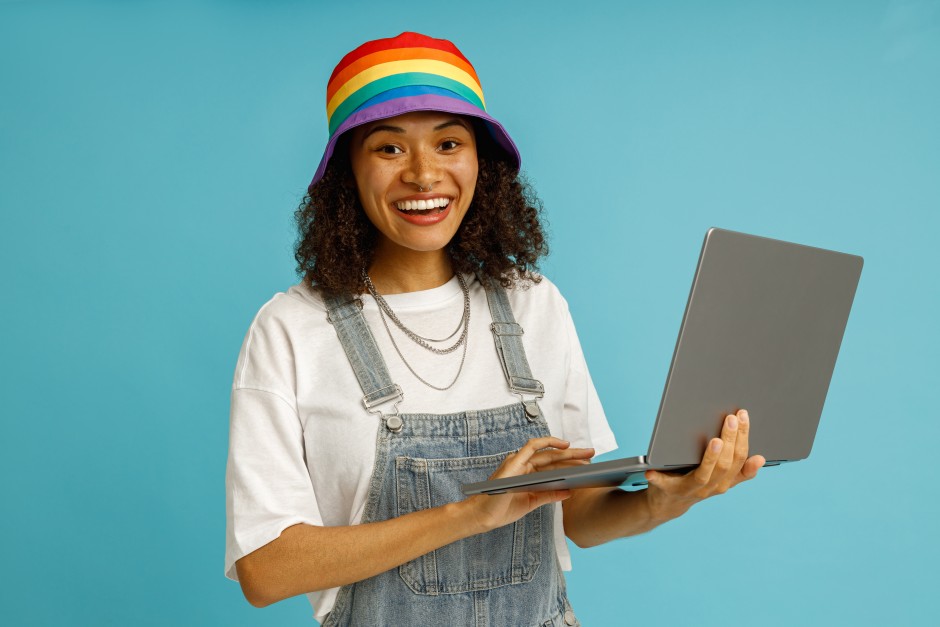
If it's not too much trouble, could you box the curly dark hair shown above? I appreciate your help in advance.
[293,120,548,295]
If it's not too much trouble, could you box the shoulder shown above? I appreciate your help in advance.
[500,272,571,317]
[243,281,329,332]
[233,281,333,390]
[481,272,573,338]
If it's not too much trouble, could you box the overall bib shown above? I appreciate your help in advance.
[321,277,580,627]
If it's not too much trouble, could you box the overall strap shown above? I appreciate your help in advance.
[323,292,404,431]
[478,274,545,401]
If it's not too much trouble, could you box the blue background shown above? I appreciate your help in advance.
[2,0,938,625]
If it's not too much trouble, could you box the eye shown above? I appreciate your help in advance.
[377,144,403,155]
[440,140,461,151]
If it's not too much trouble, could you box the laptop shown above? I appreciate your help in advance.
[461,227,864,495]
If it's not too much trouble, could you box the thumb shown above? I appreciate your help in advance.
[534,489,571,507]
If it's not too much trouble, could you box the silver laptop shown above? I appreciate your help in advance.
[462,227,863,495]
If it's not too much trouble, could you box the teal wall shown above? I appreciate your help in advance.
[2,1,937,625]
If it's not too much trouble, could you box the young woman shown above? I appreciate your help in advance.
[224,32,765,626]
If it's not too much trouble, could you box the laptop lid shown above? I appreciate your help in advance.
[646,227,864,467]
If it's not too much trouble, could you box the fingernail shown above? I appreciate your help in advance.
[727,415,737,429]
[711,439,723,452]
[740,410,749,424]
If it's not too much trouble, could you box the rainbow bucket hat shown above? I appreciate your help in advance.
[308,31,521,192]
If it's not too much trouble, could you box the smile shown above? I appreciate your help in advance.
[390,195,454,226]
[394,197,452,212]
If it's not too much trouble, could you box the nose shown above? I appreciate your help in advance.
[401,147,443,191]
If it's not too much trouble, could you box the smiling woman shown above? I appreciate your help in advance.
[294,109,547,296]
[224,30,760,627]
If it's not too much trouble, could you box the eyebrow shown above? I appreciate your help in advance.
[433,119,471,132]
[361,124,405,140]
[360,118,471,141]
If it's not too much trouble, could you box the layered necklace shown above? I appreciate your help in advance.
[363,270,470,391]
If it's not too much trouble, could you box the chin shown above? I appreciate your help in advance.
[398,236,455,253]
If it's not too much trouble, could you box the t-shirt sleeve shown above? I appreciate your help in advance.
[224,304,323,582]
[560,304,618,457]
[225,387,323,582]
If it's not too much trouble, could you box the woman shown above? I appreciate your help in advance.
[224,32,764,626]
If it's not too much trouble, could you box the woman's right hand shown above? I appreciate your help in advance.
[458,437,595,534]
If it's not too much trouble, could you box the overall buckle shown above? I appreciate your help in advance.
[362,384,405,433]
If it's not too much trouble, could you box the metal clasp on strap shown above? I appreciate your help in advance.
[362,384,405,433]
[510,379,544,422]
[490,322,523,336]
[514,391,544,421]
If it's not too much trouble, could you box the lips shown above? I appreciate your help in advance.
[390,194,454,225]
[390,197,453,225]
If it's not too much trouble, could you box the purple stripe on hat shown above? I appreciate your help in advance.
[308,94,521,192]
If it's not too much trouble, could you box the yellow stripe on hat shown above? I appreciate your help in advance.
[326,58,485,120]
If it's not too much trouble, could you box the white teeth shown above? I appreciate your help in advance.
[395,198,451,211]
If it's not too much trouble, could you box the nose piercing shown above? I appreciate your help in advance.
[417,183,432,192]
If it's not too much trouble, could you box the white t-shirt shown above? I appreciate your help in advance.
[224,273,618,621]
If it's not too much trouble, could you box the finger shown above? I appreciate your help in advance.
[733,455,766,485]
[528,489,572,508]
[535,458,593,473]
[689,437,724,487]
[712,413,740,485]
[646,468,687,492]
[730,409,750,474]
[527,447,595,470]
[497,438,570,476]
[519,437,570,458]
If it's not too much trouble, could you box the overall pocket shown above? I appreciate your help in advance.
[395,451,543,595]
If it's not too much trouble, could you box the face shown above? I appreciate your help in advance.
[348,110,479,260]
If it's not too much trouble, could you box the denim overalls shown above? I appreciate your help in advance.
[321,276,580,627]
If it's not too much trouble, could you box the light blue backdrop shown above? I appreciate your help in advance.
[2,0,937,625]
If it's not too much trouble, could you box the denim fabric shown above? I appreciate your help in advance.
[322,279,580,627]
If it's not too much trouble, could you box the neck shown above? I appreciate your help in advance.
[366,245,454,294]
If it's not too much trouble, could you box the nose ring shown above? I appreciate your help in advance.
[417,183,432,193]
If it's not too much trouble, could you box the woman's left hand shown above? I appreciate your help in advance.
[643,409,766,523]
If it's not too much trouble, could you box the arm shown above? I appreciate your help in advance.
[237,503,476,607]
[236,437,593,607]
[563,409,766,548]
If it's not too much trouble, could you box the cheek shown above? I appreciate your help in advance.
[454,159,479,192]
[356,168,394,207]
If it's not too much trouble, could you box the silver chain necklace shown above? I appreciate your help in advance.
[363,271,470,355]
[363,270,471,391]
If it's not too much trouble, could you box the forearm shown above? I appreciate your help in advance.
[237,501,483,607]
[562,487,680,548]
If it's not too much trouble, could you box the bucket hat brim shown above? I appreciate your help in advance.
[308,93,521,193]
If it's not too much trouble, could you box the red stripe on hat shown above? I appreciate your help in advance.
[326,47,481,103]
[328,32,471,85]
